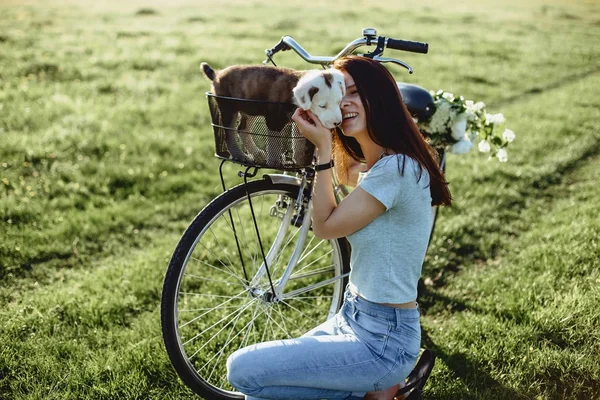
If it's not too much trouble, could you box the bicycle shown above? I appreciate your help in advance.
[161,28,444,400]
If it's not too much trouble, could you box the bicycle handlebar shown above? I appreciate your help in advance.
[263,28,428,74]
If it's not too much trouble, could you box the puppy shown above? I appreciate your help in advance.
[201,63,345,165]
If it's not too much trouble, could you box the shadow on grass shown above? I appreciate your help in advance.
[418,284,532,325]
[424,134,600,290]
[421,328,530,400]
[488,67,600,109]
[418,280,600,399]
[418,289,531,399]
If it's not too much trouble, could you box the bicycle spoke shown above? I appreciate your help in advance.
[260,308,273,343]
[277,299,314,321]
[272,305,299,338]
[289,266,335,280]
[193,245,245,286]
[285,295,329,310]
[203,305,254,381]
[298,234,318,262]
[293,249,334,277]
[179,292,245,298]
[265,305,295,339]
[239,301,263,351]
[185,273,236,285]
[190,254,242,282]
[178,304,242,312]
[186,298,259,358]
[289,295,334,300]
[259,192,267,221]
[281,272,348,299]
[178,290,248,329]
[233,204,257,266]
[207,226,238,271]
[298,236,333,263]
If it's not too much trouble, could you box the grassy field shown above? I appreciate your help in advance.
[1,0,599,398]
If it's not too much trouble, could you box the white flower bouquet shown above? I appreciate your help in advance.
[417,90,515,162]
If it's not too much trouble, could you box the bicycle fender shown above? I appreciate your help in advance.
[263,174,302,186]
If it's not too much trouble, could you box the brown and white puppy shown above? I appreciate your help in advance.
[201,62,345,164]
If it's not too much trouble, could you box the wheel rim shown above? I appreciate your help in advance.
[170,186,346,394]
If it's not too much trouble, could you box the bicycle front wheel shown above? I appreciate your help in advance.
[161,178,351,399]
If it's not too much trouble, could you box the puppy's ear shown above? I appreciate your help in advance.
[293,84,320,110]
[331,69,346,96]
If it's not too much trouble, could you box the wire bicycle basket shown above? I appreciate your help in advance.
[207,94,315,171]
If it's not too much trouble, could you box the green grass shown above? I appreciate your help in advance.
[1,0,599,398]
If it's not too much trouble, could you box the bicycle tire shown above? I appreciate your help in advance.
[161,178,351,399]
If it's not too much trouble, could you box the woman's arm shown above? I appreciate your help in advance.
[291,109,385,240]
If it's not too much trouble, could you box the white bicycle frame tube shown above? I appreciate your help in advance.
[249,173,310,289]
[249,198,296,287]
[273,197,313,298]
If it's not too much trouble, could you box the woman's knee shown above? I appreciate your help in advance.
[226,348,257,391]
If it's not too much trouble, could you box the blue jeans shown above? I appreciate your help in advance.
[226,290,421,400]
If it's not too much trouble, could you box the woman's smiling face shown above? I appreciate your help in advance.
[339,71,367,138]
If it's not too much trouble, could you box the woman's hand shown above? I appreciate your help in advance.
[291,109,333,152]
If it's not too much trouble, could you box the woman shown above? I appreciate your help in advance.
[226,56,451,400]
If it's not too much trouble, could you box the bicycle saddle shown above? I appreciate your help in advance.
[397,83,435,121]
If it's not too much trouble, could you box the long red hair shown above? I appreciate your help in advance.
[333,56,451,206]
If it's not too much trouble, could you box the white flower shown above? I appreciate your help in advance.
[478,140,491,153]
[450,115,467,140]
[497,148,508,162]
[428,102,451,133]
[486,113,505,126]
[450,139,473,154]
[465,109,476,121]
[502,128,515,143]
[468,101,485,113]
[421,89,513,162]
[494,113,505,125]
[442,92,455,101]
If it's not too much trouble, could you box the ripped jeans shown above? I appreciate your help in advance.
[226,290,421,400]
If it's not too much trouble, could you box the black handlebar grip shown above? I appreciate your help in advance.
[386,38,428,54]
[271,38,290,54]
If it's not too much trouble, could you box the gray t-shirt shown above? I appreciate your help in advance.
[346,154,432,303]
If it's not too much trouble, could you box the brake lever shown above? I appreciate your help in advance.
[262,41,292,65]
[262,53,276,66]
[371,56,414,74]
